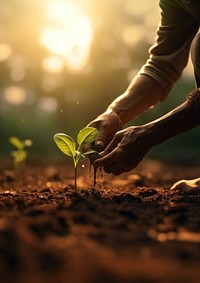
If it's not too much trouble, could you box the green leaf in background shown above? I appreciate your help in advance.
[11,150,27,163]
[9,136,24,150]
[9,136,33,170]
[54,133,76,157]
[77,127,99,146]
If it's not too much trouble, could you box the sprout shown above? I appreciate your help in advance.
[9,136,33,170]
[54,127,99,190]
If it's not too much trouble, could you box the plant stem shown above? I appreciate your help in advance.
[74,165,77,191]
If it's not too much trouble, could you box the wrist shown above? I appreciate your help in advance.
[128,125,156,151]
[143,123,162,147]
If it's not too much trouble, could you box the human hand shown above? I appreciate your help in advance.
[87,110,123,151]
[93,125,152,175]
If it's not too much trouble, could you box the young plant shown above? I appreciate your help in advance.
[9,136,33,170]
[53,127,99,191]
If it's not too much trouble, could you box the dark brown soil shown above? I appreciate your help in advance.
[0,159,200,283]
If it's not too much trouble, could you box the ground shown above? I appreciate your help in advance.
[0,158,200,283]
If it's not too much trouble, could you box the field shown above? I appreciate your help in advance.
[0,159,200,283]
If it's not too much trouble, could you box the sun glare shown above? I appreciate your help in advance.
[41,56,65,73]
[40,0,93,72]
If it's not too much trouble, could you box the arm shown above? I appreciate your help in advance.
[109,0,199,123]
[94,89,200,175]
[89,0,199,150]
[146,88,200,146]
[108,74,163,125]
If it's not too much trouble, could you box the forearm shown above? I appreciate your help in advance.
[107,74,164,125]
[146,89,200,147]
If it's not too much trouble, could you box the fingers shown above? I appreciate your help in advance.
[87,122,107,151]
[93,147,118,169]
[95,140,105,151]
[93,140,140,175]
[95,127,116,151]
[100,133,121,156]
[95,128,119,151]
[95,127,108,151]
[94,152,135,175]
[94,151,128,175]
[93,133,123,172]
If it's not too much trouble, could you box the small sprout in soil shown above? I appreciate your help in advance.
[9,136,33,170]
[53,127,99,191]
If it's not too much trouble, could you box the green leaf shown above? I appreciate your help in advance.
[11,149,27,163]
[77,127,99,146]
[74,151,85,167]
[53,133,76,157]
[76,150,86,160]
[9,137,24,150]
[83,149,98,156]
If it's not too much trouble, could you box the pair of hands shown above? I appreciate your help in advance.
[88,111,151,175]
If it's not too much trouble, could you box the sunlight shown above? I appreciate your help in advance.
[41,56,65,73]
[40,0,93,71]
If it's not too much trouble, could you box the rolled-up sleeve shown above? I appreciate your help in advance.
[139,0,199,100]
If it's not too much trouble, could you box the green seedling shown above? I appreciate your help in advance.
[53,127,99,191]
[9,136,33,170]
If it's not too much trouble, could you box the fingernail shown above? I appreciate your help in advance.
[98,152,105,158]
[96,140,104,148]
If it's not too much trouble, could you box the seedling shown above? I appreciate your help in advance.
[9,136,33,170]
[53,127,99,190]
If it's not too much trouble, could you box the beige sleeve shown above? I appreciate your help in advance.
[139,0,199,100]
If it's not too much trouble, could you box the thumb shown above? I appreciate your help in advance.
[95,127,107,151]
[98,133,121,158]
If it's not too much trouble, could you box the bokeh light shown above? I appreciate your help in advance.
[122,25,146,47]
[0,43,12,62]
[3,86,27,105]
[41,56,65,74]
[7,55,26,81]
[38,96,58,113]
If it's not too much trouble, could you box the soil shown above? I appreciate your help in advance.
[0,158,200,283]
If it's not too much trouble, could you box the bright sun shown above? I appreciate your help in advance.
[40,0,93,72]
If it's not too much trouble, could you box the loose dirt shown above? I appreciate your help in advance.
[0,159,200,283]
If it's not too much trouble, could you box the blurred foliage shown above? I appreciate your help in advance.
[0,0,199,164]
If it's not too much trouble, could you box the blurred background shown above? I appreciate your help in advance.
[0,0,199,164]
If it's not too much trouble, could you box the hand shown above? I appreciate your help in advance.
[93,125,152,175]
[87,110,123,151]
